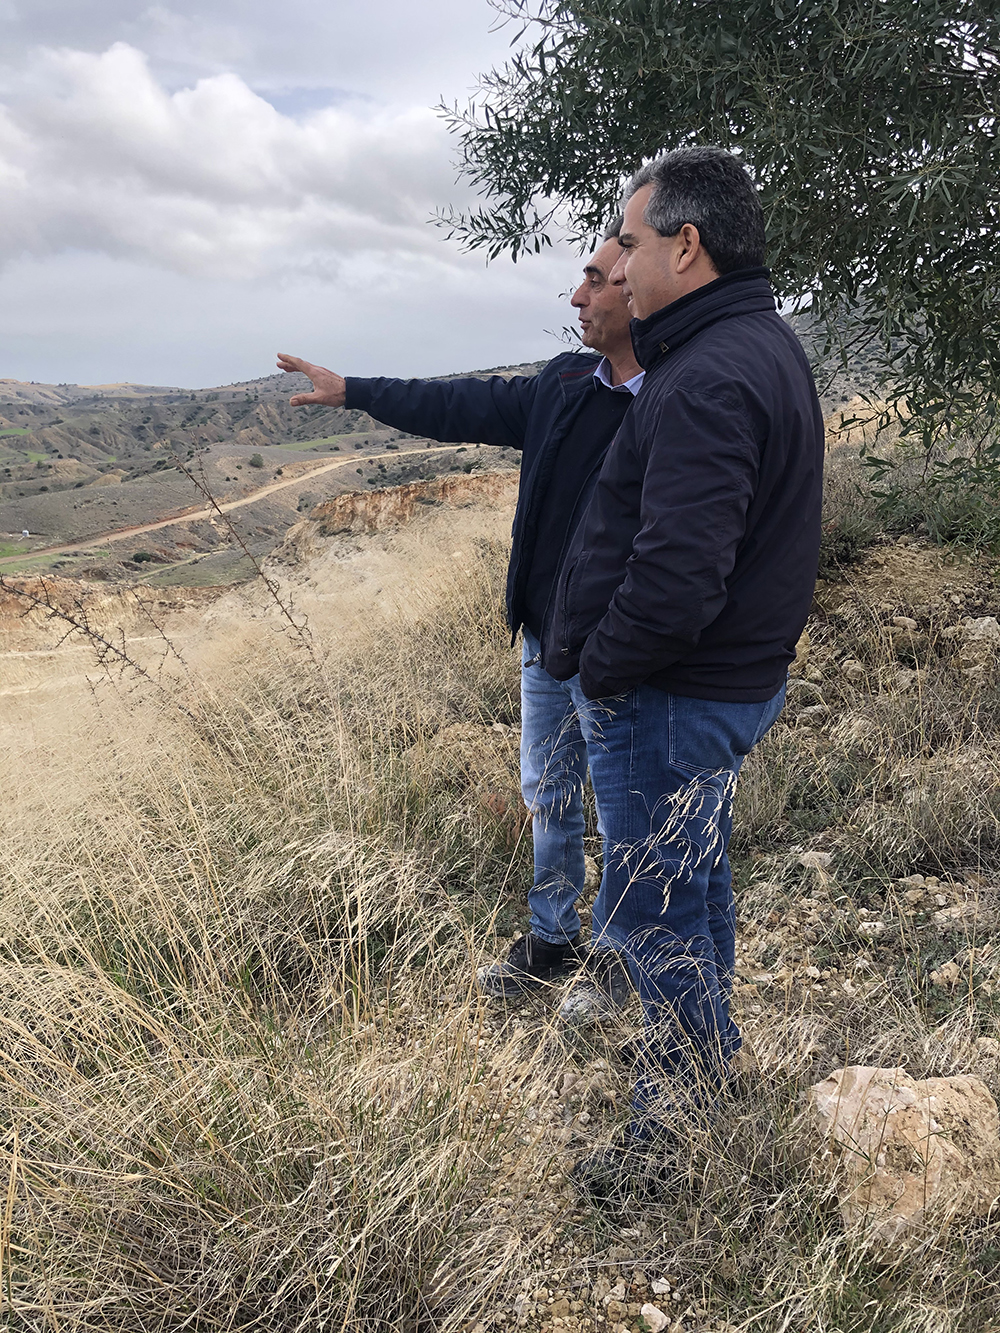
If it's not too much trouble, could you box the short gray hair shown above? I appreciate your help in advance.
[624,146,765,274]
[602,213,624,241]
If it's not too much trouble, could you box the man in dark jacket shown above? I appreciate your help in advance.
[546,148,824,1196]
[277,224,642,1016]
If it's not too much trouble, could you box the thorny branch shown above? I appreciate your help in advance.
[169,456,323,671]
[0,573,203,730]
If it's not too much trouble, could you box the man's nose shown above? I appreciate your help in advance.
[609,252,627,285]
[570,282,587,308]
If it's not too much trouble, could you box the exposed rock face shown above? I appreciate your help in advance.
[807,1065,1000,1242]
[0,574,223,651]
[276,470,519,562]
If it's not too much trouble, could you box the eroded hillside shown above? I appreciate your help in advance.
[0,363,538,578]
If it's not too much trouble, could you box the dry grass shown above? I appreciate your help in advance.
[1,495,1000,1332]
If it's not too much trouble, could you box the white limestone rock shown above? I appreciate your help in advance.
[806,1064,1000,1243]
[639,1304,670,1333]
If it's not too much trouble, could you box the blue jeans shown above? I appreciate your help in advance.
[583,680,784,1131]
[520,630,784,1119]
[520,629,597,947]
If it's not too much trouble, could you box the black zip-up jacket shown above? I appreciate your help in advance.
[542,270,824,702]
[343,353,618,636]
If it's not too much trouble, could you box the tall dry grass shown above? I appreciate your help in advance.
[1,508,999,1331]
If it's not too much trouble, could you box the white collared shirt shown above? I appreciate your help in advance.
[593,356,645,396]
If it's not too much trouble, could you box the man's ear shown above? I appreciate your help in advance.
[675,223,702,273]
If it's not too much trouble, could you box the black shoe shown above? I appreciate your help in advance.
[571,1130,680,1207]
[476,932,586,998]
[558,948,634,1025]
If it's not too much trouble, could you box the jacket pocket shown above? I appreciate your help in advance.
[558,550,593,651]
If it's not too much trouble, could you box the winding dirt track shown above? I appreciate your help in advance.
[0,446,456,567]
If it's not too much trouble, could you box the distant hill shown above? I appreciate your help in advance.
[0,327,867,585]
[0,361,546,508]
[0,379,187,405]
[0,362,540,582]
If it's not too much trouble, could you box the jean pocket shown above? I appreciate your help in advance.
[667,693,780,776]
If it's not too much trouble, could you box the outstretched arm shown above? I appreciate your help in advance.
[277,353,346,407]
[276,350,538,449]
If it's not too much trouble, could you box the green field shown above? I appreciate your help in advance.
[0,445,47,466]
[139,550,258,587]
[0,427,30,437]
[0,548,111,574]
[0,553,62,573]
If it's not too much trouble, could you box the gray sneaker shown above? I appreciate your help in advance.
[558,949,633,1025]
[476,932,587,999]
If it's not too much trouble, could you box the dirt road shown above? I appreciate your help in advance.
[0,446,457,567]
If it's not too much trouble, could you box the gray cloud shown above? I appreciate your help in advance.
[0,1,590,387]
[0,0,517,104]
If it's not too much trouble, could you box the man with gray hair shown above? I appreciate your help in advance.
[543,147,824,1198]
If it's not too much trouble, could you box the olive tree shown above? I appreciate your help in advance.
[441,0,1000,475]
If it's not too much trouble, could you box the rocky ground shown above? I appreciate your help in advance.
[390,532,1000,1333]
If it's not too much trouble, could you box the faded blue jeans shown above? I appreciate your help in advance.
[519,629,784,1122]
[520,629,600,948]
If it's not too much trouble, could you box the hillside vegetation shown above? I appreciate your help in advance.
[0,371,394,486]
[0,367,533,582]
[0,364,542,504]
[1,464,999,1331]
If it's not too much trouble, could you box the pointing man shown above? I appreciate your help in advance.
[278,221,641,1020]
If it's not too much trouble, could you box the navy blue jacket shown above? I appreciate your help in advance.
[343,353,610,636]
[542,270,824,703]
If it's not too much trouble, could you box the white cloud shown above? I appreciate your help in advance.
[0,42,475,281]
[0,5,592,387]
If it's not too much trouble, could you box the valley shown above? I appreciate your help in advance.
[0,363,534,583]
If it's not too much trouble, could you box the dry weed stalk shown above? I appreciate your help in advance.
[0,527,999,1330]
[169,455,321,669]
[0,573,204,731]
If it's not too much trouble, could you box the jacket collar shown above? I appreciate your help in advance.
[556,355,603,403]
[629,268,775,372]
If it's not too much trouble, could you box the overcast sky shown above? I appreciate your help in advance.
[0,1,590,388]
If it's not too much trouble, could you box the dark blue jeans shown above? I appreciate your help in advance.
[520,631,784,1129]
[582,682,784,1132]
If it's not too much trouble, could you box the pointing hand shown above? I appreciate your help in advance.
[277,352,347,408]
